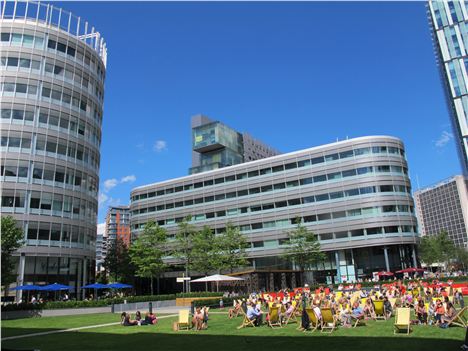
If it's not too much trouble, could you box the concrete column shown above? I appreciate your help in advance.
[412,245,418,267]
[335,251,341,284]
[16,253,26,302]
[384,247,390,272]
[82,258,88,300]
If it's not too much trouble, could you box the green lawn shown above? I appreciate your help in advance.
[1,310,465,351]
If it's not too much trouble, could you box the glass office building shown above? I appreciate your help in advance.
[131,136,420,288]
[190,115,280,174]
[0,0,106,299]
[428,0,468,175]
[415,175,468,247]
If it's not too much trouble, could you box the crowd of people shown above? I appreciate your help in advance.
[226,279,466,330]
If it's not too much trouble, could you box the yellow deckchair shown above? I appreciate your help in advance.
[284,304,299,325]
[374,300,386,320]
[447,306,468,328]
[394,307,411,334]
[320,308,336,333]
[388,298,397,309]
[303,307,320,332]
[177,310,190,330]
[268,306,282,328]
[335,291,343,299]
[237,308,256,329]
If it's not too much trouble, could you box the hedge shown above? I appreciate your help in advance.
[1,292,222,311]
[193,296,248,309]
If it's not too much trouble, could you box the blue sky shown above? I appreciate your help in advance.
[58,1,461,223]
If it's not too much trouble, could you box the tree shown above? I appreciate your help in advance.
[1,216,24,293]
[281,219,324,280]
[103,237,134,283]
[129,221,167,294]
[454,247,468,272]
[419,230,456,269]
[218,222,249,273]
[173,216,197,292]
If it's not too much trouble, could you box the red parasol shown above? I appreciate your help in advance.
[395,267,425,274]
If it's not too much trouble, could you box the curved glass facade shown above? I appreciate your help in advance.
[0,0,106,298]
[131,136,420,284]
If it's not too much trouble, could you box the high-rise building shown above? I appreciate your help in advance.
[190,115,280,174]
[428,1,468,175]
[0,0,106,298]
[414,175,468,247]
[105,206,131,247]
[131,135,420,289]
[96,223,107,272]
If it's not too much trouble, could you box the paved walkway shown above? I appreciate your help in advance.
[2,314,178,341]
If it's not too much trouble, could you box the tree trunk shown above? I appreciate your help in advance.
[150,277,154,295]
[157,277,160,295]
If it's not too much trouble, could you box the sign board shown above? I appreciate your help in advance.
[176,277,191,283]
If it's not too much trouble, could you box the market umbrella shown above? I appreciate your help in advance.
[395,268,425,274]
[377,271,394,276]
[191,274,244,292]
[106,283,133,289]
[38,283,72,291]
[81,283,108,289]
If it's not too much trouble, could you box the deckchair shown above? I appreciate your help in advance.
[237,308,256,329]
[351,312,366,328]
[335,291,343,299]
[447,306,468,328]
[394,307,411,335]
[388,298,397,309]
[303,307,320,332]
[284,304,299,325]
[374,300,386,320]
[268,306,282,328]
[320,308,336,333]
[177,310,190,330]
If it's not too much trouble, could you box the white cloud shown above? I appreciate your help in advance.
[435,131,453,148]
[103,178,118,192]
[153,140,167,152]
[98,192,108,206]
[121,175,136,183]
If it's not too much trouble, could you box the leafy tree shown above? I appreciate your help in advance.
[281,219,325,274]
[218,222,249,273]
[103,237,135,283]
[129,221,167,294]
[173,216,197,292]
[454,247,468,271]
[191,226,221,274]
[1,216,24,292]
[419,230,456,269]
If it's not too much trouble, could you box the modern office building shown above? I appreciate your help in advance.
[190,115,280,174]
[414,175,468,247]
[131,136,420,289]
[105,206,131,246]
[96,223,107,272]
[428,1,468,175]
[0,0,106,298]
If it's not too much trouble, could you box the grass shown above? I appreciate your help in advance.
[1,310,465,351]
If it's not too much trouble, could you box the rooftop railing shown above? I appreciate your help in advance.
[1,0,107,67]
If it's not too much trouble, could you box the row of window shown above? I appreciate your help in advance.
[1,190,97,222]
[251,224,418,247]
[26,221,95,247]
[0,32,104,81]
[131,165,410,214]
[1,160,98,196]
[1,133,100,171]
[131,183,412,228]
[1,107,101,147]
[1,54,103,102]
[133,145,406,201]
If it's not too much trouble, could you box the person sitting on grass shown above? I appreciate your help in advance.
[192,307,205,330]
[247,301,263,326]
[383,296,393,319]
[144,312,157,325]
[229,300,242,319]
[363,298,376,320]
[121,312,138,326]
[415,299,428,324]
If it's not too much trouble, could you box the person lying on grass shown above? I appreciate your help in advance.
[121,312,138,326]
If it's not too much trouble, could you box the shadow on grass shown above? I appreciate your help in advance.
[1,328,463,351]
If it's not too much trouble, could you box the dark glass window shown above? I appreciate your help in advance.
[315,193,329,202]
[184,199,193,206]
[302,196,315,203]
[194,182,203,189]
[215,194,225,200]
[214,177,224,184]
[339,150,354,159]
[47,39,56,49]
[237,189,248,197]
[300,177,313,186]
[204,196,214,203]
[251,223,263,230]
[272,165,284,173]
[226,191,236,198]
[313,175,326,183]
[236,173,247,180]
[311,156,324,164]
[380,185,393,192]
[249,188,260,195]
[225,175,235,182]
[273,183,286,190]
[275,201,287,208]
[288,198,301,206]
[261,185,273,192]
[248,170,259,177]
[203,180,213,186]
[284,162,297,170]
